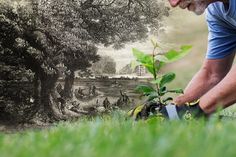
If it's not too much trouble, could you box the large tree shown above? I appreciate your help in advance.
[0,0,100,121]
[0,0,63,121]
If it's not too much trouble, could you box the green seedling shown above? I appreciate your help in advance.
[133,40,192,106]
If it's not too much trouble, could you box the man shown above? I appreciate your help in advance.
[129,0,236,120]
[171,0,236,115]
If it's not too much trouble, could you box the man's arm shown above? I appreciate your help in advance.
[199,55,236,114]
[174,52,235,105]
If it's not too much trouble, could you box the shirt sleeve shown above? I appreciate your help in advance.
[206,6,236,59]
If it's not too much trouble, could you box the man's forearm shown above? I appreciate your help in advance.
[174,54,234,105]
[174,68,222,104]
[200,64,236,114]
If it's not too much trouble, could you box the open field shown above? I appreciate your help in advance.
[58,77,152,109]
[1,115,236,157]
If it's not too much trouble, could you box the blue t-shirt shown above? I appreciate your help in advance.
[206,0,236,59]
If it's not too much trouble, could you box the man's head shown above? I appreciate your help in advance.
[168,0,217,15]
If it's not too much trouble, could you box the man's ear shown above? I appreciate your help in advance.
[168,0,180,7]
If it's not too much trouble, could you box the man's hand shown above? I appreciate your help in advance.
[127,100,206,121]
[173,94,186,105]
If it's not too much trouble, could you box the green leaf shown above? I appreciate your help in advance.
[132,48,155,75]
[164,45,192,63]
[155,55,169,63]
[159,86,167,96]
[147,92,159,101]
[135,85,155,95]
[155,61,165,73]
[142,63,155,75]
[163,97,173,103]
[168,88,184,94]
[132,48,153,65]
[160,72,176,87]
[151,78,162,85]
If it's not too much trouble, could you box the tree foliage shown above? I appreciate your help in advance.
[37,0,169,48]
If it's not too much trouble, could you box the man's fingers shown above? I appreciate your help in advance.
[173,95,186,106]
[168,0,181,7]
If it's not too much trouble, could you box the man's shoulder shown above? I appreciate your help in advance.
[206,2,224,19]
[206,1,236,60]
[206,0,236,21]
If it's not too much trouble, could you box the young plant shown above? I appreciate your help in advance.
[133,40,192,106]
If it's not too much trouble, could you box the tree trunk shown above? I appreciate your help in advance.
[63,70,75,99]
[39,73,64,122]
[25,74,41,121]
[34,75,41,108]
[29,68,81,122]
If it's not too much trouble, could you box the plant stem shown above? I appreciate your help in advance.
[152,46,157,80]
[152,46,161,103]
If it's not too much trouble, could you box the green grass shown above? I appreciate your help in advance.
[1,113,236,157]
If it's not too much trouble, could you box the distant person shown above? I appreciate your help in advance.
[131,0,236,120]
[103,97,111,110]
[96,99,99,107]
[119,90,130,107]
[92,85,96,96]
[88,85,92,95]
[115,97,122,108]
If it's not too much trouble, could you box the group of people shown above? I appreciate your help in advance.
[102,90,131,110]
[75,85,97,100]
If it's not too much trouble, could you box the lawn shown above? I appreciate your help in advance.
[1,113,236,157]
